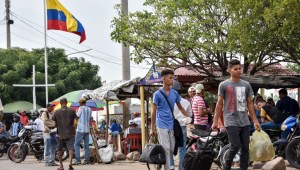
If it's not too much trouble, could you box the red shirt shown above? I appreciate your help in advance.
[20,115,29,126]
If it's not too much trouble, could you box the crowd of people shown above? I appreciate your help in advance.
[151,60,299,170]
[0,59,299,170]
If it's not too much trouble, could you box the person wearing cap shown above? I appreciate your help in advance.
[212,59,261,170]
[188,86,196,101]
[192,83,212,130]
[172,83,193,170]
[124,120,141,138]
[73,98,92,165]
[41,102,59,167]
[133,112,142,128]
[19,110,29,126]
[123,120,141,153]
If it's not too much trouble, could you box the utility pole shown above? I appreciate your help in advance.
[5,0,13,49]
[121,0,131,130]
[121,0,130,80]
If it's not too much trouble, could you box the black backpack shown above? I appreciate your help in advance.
[262,105,289,124]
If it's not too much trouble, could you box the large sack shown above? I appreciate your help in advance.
[249,130,275,161]
[97,139,106,148]
[99,145,114,163]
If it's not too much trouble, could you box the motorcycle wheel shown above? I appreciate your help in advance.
[55,146,69,161]
[220,144,252,169]
[8,144,26,163]
[285,138,300,169]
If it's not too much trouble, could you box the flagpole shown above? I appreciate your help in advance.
[43,0,49,105]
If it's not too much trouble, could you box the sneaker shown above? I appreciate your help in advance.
[72,161,81,165]
[82,161,89,165]
[49,162,59,166]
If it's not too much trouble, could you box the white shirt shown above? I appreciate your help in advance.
[34,117,44,131]
[174,98,193,126]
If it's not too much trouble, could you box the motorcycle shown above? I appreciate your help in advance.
[0,136,19,158]
[284,116,300,169]
[8,125,69,163]
[273,116,299,158]
[186,128,228,167]
[8,125,44,163]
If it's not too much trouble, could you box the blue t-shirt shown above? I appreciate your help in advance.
[153,87,181,129]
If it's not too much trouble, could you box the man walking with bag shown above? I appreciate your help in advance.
[151,68,189,170]
[212,59,261,170]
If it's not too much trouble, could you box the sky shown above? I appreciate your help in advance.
[0,0,151,84]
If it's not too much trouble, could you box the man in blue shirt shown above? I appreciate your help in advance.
[151,68,189,170]
[73,98,92,165]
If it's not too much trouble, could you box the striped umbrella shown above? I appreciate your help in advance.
[52,89,105,111]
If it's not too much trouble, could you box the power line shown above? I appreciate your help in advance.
[11,32,44,45]
[10,12,149,69]
[11,12,121,60]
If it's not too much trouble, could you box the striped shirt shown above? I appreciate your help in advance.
[192,95,208,125]
[76,105,92,133]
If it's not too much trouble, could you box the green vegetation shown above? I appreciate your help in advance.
[0,48,102,106]
[111,0,300,76]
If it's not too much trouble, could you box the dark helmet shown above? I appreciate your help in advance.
[30,110,40,119]
[13,113,20,122]
[172,80,183,94]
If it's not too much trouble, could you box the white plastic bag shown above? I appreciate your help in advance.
[249,130,275,161]
[99,144,113,163]
[97,139,106,148]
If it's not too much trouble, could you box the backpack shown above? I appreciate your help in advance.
[262,105,289,124]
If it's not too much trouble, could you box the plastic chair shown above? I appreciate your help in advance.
[123,134,141,155]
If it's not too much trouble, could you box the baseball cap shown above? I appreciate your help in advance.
[195,84,204,93]
[128,120,135,125]
[188,86,195,92]
[46,102,56,108]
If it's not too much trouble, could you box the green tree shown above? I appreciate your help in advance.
[287,63,300,74]
[225,0,300,65]
[111,0,286,77]
[0,48,102,106]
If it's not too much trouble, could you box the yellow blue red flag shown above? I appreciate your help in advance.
[46,0,86,43]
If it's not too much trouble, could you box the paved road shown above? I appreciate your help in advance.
[0,155,298,170]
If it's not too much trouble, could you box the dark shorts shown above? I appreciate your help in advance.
[58,137,75,151]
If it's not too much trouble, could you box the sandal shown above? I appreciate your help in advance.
[68,165,74,170]
[57,167,64,170]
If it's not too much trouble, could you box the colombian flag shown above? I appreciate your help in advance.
[47,0,86,43]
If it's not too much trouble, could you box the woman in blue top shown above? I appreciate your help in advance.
[109,119,122,150]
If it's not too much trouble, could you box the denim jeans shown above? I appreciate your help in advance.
[225,126,250,170]
[178,126,187,170]
[74,132,90,162]
[170,126,187,170]
[44,133,57,164]
[157,128,175,170]
[261,121,281,131]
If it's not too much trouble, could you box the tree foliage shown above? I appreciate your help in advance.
[0,48,102,106]
[111,0,298,76]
